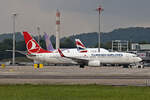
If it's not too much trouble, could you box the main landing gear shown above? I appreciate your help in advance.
[123,63,144,68]
[80,64,85,68]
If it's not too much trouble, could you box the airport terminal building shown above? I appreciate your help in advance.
[131,43,150,66]
[111,40,150,66]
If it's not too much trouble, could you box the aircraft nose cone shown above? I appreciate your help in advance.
[137,57,142,62]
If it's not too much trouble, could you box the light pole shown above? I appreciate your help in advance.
[37,26,40,44]
[96,5,103,52]
[12,13,17,65]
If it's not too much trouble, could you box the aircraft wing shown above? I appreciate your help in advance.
[5,50,27,55]
[58,48,88,64]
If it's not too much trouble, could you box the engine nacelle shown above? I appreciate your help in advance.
[88,60,101,67]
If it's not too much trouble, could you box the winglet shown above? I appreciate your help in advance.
[58,48,65,57]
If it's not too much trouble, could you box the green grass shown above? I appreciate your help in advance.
[0,84,150,100]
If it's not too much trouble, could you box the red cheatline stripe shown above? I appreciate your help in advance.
[80,50,87,53]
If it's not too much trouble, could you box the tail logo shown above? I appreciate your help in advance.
[27,40,40,53]
[75,39,87,53]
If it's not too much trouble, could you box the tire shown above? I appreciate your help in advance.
[123,64,129,68]
[80,64,85,68]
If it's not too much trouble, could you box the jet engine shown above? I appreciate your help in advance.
[88,60,101,67]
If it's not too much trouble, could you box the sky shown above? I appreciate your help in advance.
[0,0,150,37]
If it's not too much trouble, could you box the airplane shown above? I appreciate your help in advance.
[23,31,142,68]
[57,48,142,68]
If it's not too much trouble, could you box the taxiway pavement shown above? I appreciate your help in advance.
[0,66,150,86]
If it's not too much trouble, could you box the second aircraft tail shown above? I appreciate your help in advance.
[75,39,87,53]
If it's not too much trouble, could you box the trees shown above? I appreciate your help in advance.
[94,42,112,49]
[60,37,75,48]
[0,39,13,51]
[0,39,13,60]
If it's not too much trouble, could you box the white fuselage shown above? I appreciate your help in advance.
[52,48,109,53]
[27,49,142,65]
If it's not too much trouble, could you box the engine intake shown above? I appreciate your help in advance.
[88,60,101,67]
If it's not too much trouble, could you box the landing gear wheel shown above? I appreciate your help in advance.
[123,64,129,68]
[80,65,85,68]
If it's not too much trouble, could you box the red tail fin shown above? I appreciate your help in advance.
[23,32,52,54]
